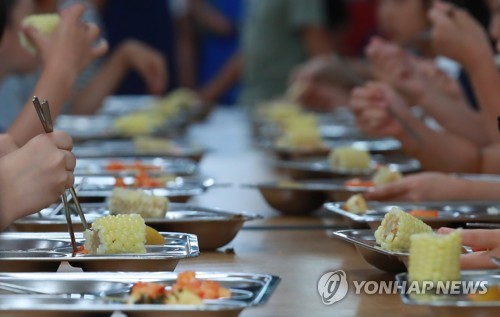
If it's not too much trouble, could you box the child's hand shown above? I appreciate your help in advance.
[350,82,404,137]
[0,132,75,228]
[438,228,500,270]
[22,3,108,76]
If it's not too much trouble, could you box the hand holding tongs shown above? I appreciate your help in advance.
[32,96,89,254]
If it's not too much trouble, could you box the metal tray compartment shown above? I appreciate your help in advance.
[13,203,262,251]
[74,176,217,203]
[75,157,197,177]
[0,272,280,317]
[274,154,420,180]
[325,202,500,230]
[0,232,199,272]
[245,180,372,215]
[396,270,500,317]
[73,139,206,162]
[332,229,407,273]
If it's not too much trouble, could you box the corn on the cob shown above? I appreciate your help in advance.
[409,230,461,284]
[275,128,324,149]
[114,112,165,136]
[345,194,368,214]
[372,166,402,187]
[19,14,60,53]
[109,188,168,218]
[329,147,371,170]
[84,214,146,255]
[374,207,432,252]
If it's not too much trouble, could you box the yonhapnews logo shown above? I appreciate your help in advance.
[317,270,349,305]
[317,271,489,306]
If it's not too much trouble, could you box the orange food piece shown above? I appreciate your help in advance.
[76,245,88,255]
[114,177,126,188]
[173,271,230,299]
[408,210,439,218]
[344,179,375,188]
[106,161,125,171]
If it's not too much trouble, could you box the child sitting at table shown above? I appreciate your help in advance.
[0,1,104,229]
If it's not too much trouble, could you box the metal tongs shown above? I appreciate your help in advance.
[32,96,89,254]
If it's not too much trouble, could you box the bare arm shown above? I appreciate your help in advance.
[301,26,336,57]
[7,4,107,146]
[71,40,167,114]
[198,53,241,103]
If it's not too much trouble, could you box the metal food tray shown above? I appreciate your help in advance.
[0,271,280,317]
[75,157,198,177]
[332,229,408,273]
[98,95,157,116]
[73,139,206,162]
[74,176,217,203]
[325,138,402,154]
[274,155,421,180]
[325,202,500,230]
[244,180,372,215]
[0,232,199,272]
[396,270,500,317]
[55,115,121,141]
[13,203,262,251]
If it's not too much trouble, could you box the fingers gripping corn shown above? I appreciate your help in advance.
[409,230,461,284]
[110,188,169,219]
[19,14,60,53]
[84,214,147,255]
[374,207,432,252]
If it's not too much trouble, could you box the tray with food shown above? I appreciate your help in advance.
[13,202,262,250]
[332,207,474,272]
[75,157,198,177]
[325,200,500,230]
[54,115,121,141]
[0,222,199,272]
[396,271,500,317]
[245,166,405,215]
[75,176,218,203]
[73,138,206,162]
[0,271,280,317]
[274,148,420,179]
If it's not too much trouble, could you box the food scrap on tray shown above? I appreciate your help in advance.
[329,147,371,170]
[128,271,230,305]
[109,188,169,218]
[344,194,368,214]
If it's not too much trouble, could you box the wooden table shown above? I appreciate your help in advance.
[59,108,430,316]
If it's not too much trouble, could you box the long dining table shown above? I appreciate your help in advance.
[58,107,430,317]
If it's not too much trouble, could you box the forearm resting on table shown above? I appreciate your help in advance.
[8,66,76,146]
[415,90,489,146]
[395,115,485,173]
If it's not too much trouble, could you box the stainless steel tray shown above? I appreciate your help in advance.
[55,115,122,141]
[325,138,402,153]
[274,155,421,180]
[98,95,157,116]
[325,201,500,230]
[332,229,408,273]
[73,139,206,162]
[0,232,199,272]
[396,270,500,317]
[75,157,197,177]
[243,180,371,215]
[0,271,280,317]
[13,203,262,251]
[75,176,218,203]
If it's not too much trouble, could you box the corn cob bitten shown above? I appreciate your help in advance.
[109,188,168,218]
[345,194,368,214]
[374,207,432,252]
[19,14,60,53]
[329,147,371,170]
[409,230,461,284]
[84,214,147,255]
